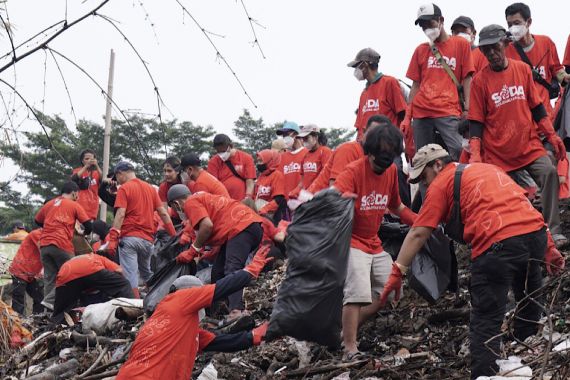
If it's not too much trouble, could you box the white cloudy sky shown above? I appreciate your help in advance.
[0,0,568,193]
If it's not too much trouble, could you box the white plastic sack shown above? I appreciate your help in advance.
[475,355,532,380]
[82,298,143,334]
[197,362,218,380]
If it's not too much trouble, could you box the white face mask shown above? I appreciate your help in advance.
[425,25,441,42]
[283,136,294,149]
[457,32,472,43]
[218,149,231,162]
[353,67,365,81]
[180,171,190,183]
[509,24,527,41]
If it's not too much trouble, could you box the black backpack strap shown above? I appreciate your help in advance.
[514,42,554,92]
[224,160,246,181]
[453,164,466,220]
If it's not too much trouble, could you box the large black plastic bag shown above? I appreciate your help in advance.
[408,227,457,304]
[266,190,353,348]
[143,259,196,315]
[151,231,186,273]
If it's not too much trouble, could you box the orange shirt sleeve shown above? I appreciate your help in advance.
[321,147,333,167]
[468,74,486,123]
[387,167,402,211]
[333,167,355,194]
[558,158,569,177]
[153,190,162,211]
[185,197,209,230]
[207,156,220,179]
[271,171,285,197]
[115,187,128,209]
[35,202,50,224]
[414,183,450,228]
[547,37,563,77]
[158,182,169,203]
[242,152,256,180]
[178,284,216,315]
[75,202,91,223]
[460,39,475,80]
[406,46,422,83]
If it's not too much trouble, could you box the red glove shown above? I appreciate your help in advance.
[106,227,120,256]
[379,263,404,306]
[469,137,482,163]
[244,245,273,278]
[252,321,269,345]
[164,222,176,237]
[176,244,202,263]
[179,231,192,246]
[546,233,566,276]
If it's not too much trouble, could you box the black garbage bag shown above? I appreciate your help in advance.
[266,190,353,348]
[151,230,186,273]
[143,259,196,315]
[379,217,410,261]
[408,227,458,304]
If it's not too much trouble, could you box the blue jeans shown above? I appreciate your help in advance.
[119,236,154,288]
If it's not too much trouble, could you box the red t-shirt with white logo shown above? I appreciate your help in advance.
[469,59,546,172]
[354,75,407,140]
[56,253,120,286]
[189,170,230,198]
[406,36,474,119]
[255,170,285,214]
[302,146,332,189]
[9,229,43,283]
[117,285,216,380]
[278,148,308,195]
[506,35,564,116]
[207,150,256,201]
[72,167,101,220]
[36,197,90,253]
[334,157,401,254]
[414,163,545,259]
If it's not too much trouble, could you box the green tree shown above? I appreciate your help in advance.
[321,127,356,149]
[232,109,275,155]
[0,182,39,234]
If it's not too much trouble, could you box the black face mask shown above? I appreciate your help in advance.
[256,163,267,173]
[372,153,394,172]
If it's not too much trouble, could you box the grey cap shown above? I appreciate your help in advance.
[478,24,507,47]
[167,184,191,202]
[415,3,442,25]
[171,275,203,291]
[347,48,380,68]
[451,16,475,31]
[112,161,135,174]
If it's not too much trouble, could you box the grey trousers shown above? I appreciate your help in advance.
[510,155,561,235]
[40,245,72,307]
[413,116,463,160]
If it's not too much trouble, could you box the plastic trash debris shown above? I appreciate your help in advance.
[82,298,142,334]
[197,362,218,380]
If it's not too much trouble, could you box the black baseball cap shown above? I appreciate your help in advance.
[113,161,135,174]
[213,134,232,147]
[415,3,442,25]
[451,16,475,31]
[180,153,201,169]
[478,24,507,47]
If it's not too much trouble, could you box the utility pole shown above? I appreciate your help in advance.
[100,49,115,221]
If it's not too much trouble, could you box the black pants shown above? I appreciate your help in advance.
[211,223,262,311]
[469,227,546,379]
[52,269,134,324]
[11,276,44,315]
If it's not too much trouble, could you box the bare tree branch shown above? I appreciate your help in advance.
[48,49,78,129]
[239,0,266,59]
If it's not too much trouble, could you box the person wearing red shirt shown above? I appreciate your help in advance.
[157,156,182,208]
[35,181,92,310]
[564,34,570,69]
[404,3,474,160]
[52,253,133,324]
[348,48,407,141]
[71,149,102,220]
[254,149,286,224]
[380,144,565,379]
[558,156,569,199]
[275,122,308,203]
[207,134,255,201]
[450,16,487,73]
[468,24,567,248]
[8,228,44,315]
[167,185,263,320]
[333,122,417,359]
[106,162,176,297]
[179,153,230,198]
[116,248,271,380]
[504,3,570,118]
[297,124,332,191]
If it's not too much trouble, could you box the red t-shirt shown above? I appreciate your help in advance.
[255,170,285,215]
[278,148,308,195]
[414,163,545,258]
[505,35,563,116]
[56,253,120,286]
[207,150,256,200]
[469,59,546,172]
[117,285,216,380]
[472,47,488,73]
[302,146,332,189]
[189,170,230,198]
[558,157,569,199]
[36,197,90,253]
[115,178,162,242]
[72,168,101,220]
[406,36,474,119]
[354,75,407,140]
[564,35,570,66]
[9,229,43,283]
[158,180,183,203]
[308,141,364,193]
[183,192,263,247]
[334,158,401,254]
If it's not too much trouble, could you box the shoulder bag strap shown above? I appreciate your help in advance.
[224,159,246,182]
[453,164,466,222]
[430,43,465,111]
[513,42,553,91]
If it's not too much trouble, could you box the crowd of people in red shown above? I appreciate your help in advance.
[4,2,570,378]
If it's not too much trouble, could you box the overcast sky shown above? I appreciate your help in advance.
[1,0,568,193]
